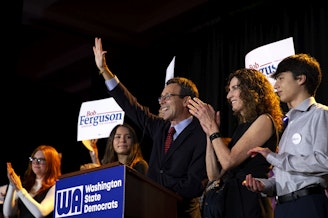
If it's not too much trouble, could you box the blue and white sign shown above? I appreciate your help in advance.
[77,97,125,141]
[54,165,126,218]
[245,37,295,87]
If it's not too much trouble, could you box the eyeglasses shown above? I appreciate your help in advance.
[158,93,186,103]
[29,157,46,165]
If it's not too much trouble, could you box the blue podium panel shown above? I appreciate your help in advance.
[54,165,125,218]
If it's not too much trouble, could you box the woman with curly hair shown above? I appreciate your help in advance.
[188,68,284,218]
[3,145,62,218]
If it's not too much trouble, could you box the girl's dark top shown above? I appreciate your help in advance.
[224,122,276,218]
[227,122,277,181]
[18,187,53,218]
[132,160,149,175]
[202,121,276,218]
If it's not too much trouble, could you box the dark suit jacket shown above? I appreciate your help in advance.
[109,83,207,199]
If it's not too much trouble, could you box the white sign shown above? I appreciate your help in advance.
[245,37,295,86]
[77,98,124,141]
[165,56,175,86]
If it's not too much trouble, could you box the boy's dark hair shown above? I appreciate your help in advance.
[271,53,322,96]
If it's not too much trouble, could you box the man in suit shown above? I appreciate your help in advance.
[93,37,207,218]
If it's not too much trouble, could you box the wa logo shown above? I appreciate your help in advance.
[55,186,84,217]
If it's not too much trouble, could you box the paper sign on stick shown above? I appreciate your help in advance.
[165,56,175,86]
[77,97,124,141]
[245,37,295,86]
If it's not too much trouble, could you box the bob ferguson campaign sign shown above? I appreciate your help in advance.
[245,37,295,87]
[77,97,124,142]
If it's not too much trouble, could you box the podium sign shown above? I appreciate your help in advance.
[54,165,126,218]
[54,163,181,218]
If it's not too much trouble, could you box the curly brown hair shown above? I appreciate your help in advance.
[226,68,284,133]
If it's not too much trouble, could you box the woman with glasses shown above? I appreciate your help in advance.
[188,68,284,218]
[3,145,61,218]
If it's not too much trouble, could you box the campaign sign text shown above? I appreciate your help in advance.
[54,165,125,217]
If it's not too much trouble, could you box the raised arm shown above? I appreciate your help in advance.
[93,37,115,80]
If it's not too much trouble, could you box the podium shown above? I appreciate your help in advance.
[54,162,182,218]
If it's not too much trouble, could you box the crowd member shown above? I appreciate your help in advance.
[188,68,284,218]
[3,145,62,218]
[80,123,149,175]
[243,53,328,218]
[0,184,8,218]
[79,138,101,170]
[93,37,207,218]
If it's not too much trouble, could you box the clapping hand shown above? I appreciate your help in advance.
[7,162,23,191]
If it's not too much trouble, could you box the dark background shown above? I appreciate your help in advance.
[2,1,327,185]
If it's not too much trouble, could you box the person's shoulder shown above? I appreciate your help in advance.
[309,102,328,122]
[137,159,148,166]
[191,120,207,136]
[255,113,274,124]
[133,159,148,170]
[312,103,328,122]
[315,103,328,111]
[133,160,149,175]
[191,117,205,129]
